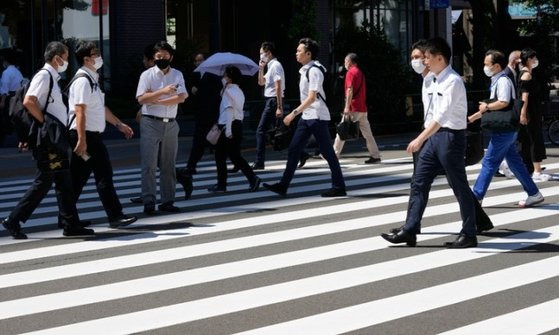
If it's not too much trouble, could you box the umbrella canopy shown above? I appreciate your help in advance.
[194,52,259,76]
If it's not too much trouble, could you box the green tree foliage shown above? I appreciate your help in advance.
[334,21,412,132]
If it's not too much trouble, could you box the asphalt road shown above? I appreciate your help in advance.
[1,135,558,334]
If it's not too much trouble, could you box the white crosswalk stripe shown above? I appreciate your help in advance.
[0,153,558,334]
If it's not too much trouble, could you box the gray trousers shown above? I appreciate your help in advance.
[140,117,179,205]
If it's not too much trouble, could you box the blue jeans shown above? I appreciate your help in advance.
[403,129,476,237]
[255,98,278,165]
[279,119,345,190]
[473,131,539,200]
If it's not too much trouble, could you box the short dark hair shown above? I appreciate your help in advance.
[298,37,319,60]
[75,40,98,66]
[485,49,506,69]
[44,41,68,63]
[411,39,428,53]
[143,43,155,61]
[153,41,174,57]
[225,65,241,84]
[346,52,359,65]
[260,41,276,56]
[520,48,537,66]
[425,37,451,64]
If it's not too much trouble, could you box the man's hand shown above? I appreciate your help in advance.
[283,111,297,126]
[520,113,529,125]
[160,84,177,95]
[407,137,424,154]
[117,122,134,139]
[74,139,87,157]
[275,107,283,118]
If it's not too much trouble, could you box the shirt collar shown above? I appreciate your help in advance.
[434,65,452,82]
[154,65,172,76]
[43,63,61,81]
[81,66,99,81]
[299,60,316,74]
[490,69,506,85]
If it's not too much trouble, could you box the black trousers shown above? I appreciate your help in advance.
[9,150,80,228]
[68,130,123,220]
[186,119,213,170]
[214,120,256,187]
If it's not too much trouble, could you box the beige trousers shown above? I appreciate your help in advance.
[333,112,380,158]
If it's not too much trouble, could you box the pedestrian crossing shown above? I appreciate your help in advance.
[1,154,558,334]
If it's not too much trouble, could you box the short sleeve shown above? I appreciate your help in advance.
[25,71,49,108]
[70,77,92,105]
[308,67,323,92]
[136,71,149,98]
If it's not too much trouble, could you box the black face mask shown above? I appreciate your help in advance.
[155,59,170,70]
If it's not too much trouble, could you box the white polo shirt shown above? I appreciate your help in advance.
[136,66,188,119]
[69,67,106,132]
[25,64,67,125]
[263,58,285,98]
[298,61,330,121]
[427,65,467,130]
[0,65,23,94]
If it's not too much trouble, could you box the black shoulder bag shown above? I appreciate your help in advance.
[480,78,523,132]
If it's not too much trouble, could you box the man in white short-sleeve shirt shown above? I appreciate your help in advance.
[66,40,137,229]
[136,41,188,214]
[2,41,94,239]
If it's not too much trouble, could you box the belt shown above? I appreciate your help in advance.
[142,114,176,123]
[437,127,463,133]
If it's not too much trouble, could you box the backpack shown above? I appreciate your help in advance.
[304,63,328,102]
[8,70,95,145]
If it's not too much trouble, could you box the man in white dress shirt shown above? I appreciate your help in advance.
[67,40,137,229]
[382,37,477,248]
[136,41,188,214]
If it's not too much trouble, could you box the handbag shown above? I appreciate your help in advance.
[480,78,523,132]
[266,118,294,151]
[206,124,222,145]
[336,114,359,141]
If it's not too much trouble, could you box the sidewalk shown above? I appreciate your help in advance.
[0,119,416,180]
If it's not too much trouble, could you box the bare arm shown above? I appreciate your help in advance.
[274,80,283,117]
[105,107,134,139]
[155,92,187,106]
[138,84,178,105]
[22,96,44,123]
[468,100,510,123]
[73,104,87,156]
[344,86,353,114]
[283,90,318,126]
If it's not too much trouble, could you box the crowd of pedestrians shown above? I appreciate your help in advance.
[0,36,552,248]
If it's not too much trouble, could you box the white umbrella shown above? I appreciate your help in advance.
[194,52,259,76]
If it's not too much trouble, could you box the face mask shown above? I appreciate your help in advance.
[93,56,103,70]
[155,58,170,70]
[411,59,426,74]
[483,65,494,77]
[260,53,268,63]
[221,78,228,87]
[57,59,69,73]
[532,59,539,69]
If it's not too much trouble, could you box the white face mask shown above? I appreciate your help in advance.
[483,65,494,77]
[57,59,69,73]
[411,59,426,74]
[532,59,539,69]
[260,53,268,63]
[93,56,104,70]
[221,77,228,87]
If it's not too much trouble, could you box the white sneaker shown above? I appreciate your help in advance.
[518,192,544,208]
[532,172,551,182]
[499,161,514,179]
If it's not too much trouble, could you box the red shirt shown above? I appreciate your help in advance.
[345,65,367,113]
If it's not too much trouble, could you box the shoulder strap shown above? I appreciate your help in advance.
[64,72,96,93]
[38,68,54,115]
[305,64,327,102]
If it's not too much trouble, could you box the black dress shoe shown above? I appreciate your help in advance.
[159,202,180,213]
[389,225,421,235]
[144,203,156,215]
[445,234,478,248]
[208,184,226,193]
[2,218,27,240]
[63,226,95,237]
[364,157,381,164]
[130,197,143,204]
[250,162,265,170]
[321,188,347,197]
[263,182,287,197]
[249,177,261,192]
[57,220,92,229]
[109,215,137,228]
[177,170,194,200]
[381,229,417,247]
[298,152,310,168]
